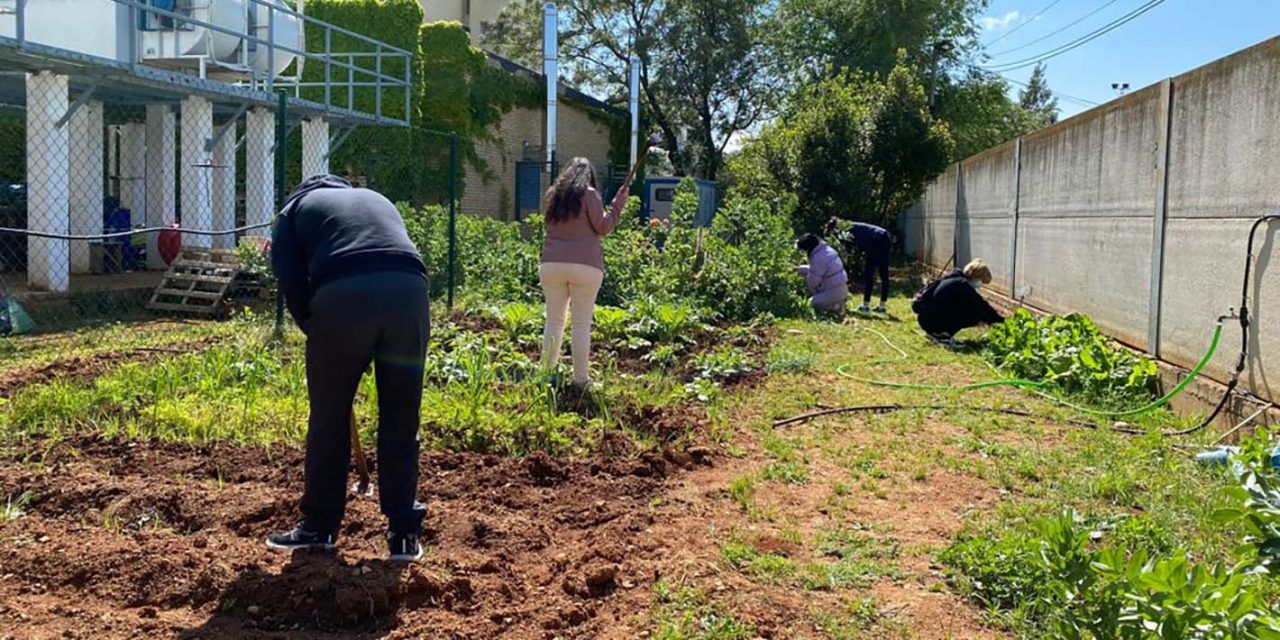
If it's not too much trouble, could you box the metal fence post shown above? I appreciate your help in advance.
[1147,77,1175,356]
[447,132,458,309]
[1010,138,1022,296]
[273,91,287,331]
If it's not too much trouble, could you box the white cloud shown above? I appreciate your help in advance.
[980,10,1021,32]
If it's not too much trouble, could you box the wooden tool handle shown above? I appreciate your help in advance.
[618,138,655,195]
[349,411,371,486]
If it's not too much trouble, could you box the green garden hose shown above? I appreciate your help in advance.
[836,321,1225,419]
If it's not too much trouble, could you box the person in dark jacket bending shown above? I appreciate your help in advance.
[913,259,1003,344]
[267,174,430,562]
[826,217,892,313]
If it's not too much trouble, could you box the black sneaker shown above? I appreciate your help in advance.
[926,332,958,348]
[265,526,336,552]
[388,532,424,562]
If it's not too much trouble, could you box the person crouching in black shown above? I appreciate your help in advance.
[912,259,1003,346]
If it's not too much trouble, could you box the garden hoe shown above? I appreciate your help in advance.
[621,132,664,190]
[350,411,374,497]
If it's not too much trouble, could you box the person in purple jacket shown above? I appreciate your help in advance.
[796,233,849,314]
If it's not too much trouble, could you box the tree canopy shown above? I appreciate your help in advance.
[485,0,1057,227]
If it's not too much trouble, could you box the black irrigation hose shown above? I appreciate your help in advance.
[772,403,1119,432]
[0,220,274,241]
[1173,214,1280,438]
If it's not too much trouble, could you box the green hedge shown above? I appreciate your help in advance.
[298,3,546,205]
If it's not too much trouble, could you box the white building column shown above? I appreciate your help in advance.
[245,107,274,229]
[26,71,70,292]
[180,95,213,249]
[210,118,236,249]
[145,104,175,269]
[118,122,146,225]
[69,99,103,274]
[301,117,329,179]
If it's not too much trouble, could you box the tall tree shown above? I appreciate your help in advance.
[934,71,1041,159]
[869,58,954,223]
[731,61,952,232]
[487,0,775,179]
[767,0,983,91]
[656,0,776,180]
[1018,63,1059,126]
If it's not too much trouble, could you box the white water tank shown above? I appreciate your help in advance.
[140,0,247,63]
[245,0,302,77]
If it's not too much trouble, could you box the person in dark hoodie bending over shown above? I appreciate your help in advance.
[912,259,1004,346]
[267,175,430,562]
[825,217,892,313]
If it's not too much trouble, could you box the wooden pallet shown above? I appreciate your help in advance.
[147,248,241,315]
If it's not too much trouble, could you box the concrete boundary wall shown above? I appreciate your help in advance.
[904,36,1280,403]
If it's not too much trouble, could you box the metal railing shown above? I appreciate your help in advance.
[3,0,412,124]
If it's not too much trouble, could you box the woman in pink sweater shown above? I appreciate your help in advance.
[540,158,631,387]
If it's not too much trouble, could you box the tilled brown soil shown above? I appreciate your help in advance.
[0,436,711,639]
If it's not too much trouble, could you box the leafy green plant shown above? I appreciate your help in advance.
[643,344,682,370]
[627,297,710,345]
[691,346,756,382]
[984,309,1159,407]
[234,238,273,280]
[1212,430,1280,573]
[494,302,543,346]
[941,508,1280,638]
[593,306,631,347]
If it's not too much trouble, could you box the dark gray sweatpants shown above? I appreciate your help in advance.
[299,271,430,535]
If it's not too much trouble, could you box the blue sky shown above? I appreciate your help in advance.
[977,0,1280,118]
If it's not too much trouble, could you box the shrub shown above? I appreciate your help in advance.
[399,203,540,303]
[729,58,952,233]
[399,185,805,321]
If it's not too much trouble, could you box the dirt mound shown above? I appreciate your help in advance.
[0,435,684,639]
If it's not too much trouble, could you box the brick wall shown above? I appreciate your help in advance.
[459,100,615,220]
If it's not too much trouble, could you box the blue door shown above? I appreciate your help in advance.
[515,162,542,220]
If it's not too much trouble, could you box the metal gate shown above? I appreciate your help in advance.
[513,161,543,220]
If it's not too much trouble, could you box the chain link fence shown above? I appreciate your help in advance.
[0,90,474,338]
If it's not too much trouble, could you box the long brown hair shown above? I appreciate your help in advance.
[543,157,597,224]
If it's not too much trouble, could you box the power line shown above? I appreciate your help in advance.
[985,0,1169,72]
[989,0,1125,58]
[1003,73,1099,108]
[968,64,1100,108]
[986,0,1065,47]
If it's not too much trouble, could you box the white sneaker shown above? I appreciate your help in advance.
[856,303,871,313]
[873,305,886,314]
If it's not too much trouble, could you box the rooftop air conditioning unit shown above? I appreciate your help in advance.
[139,0,247,66]
[139,0,301,78]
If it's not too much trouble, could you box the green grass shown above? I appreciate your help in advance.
[0,315,237,376]
[651,580,756,640]
[719,524,902,593]
[811,597,894,639]
[1,492,32,521]
[738,297,1279,636]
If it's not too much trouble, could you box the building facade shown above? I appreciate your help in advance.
[457,52,623,220]
[421,0,514,45]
